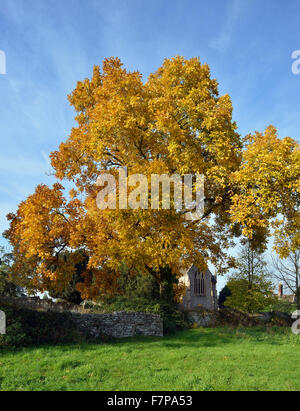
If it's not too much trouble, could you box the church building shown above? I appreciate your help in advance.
[179,264,218,311]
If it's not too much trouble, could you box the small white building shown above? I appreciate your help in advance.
[179,264,218,311]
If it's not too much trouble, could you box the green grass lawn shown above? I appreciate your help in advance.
[0,327,299,391]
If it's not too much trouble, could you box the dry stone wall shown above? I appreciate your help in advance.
[0,296,163,338]
[72,311,163,338]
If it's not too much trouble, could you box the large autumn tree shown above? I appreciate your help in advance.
[5,57,299,300]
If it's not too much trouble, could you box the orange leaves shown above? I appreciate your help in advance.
[5,183,87,293]
[50,56,241,193]
[7,56,298,300]
[5,56,244,298]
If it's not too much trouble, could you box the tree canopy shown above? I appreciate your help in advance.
[4,56,300,300]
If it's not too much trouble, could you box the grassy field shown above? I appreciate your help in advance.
[0,327,299,391]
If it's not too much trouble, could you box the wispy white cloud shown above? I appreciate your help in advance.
[209,0,248,51]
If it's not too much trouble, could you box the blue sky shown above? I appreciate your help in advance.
[0,0,299,290]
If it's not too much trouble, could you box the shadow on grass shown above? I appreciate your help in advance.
[0,326,294,355]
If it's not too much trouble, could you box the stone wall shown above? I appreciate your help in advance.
[0,296,164,338]
[185,307,294,328]
[72,311,163,338]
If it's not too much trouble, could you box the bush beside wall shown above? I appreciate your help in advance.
[0,301,81,347]
[0,299,163,347]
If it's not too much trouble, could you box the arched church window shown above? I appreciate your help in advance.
[194,272,205,296]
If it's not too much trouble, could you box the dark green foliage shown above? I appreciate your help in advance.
[0,250,24,297]
[0,270,20,297]
[218,285,232,308]
[263,299,296,313]
[157,301,191,334]
[48,253,88,305]
[97,266,191,333]
[116,264,160,300]
[0,301,81,347]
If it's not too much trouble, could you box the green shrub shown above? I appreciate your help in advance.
[218,285,232,308]
[224,278,276,313]
[0,301,81,347]
[262,299,296,313]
